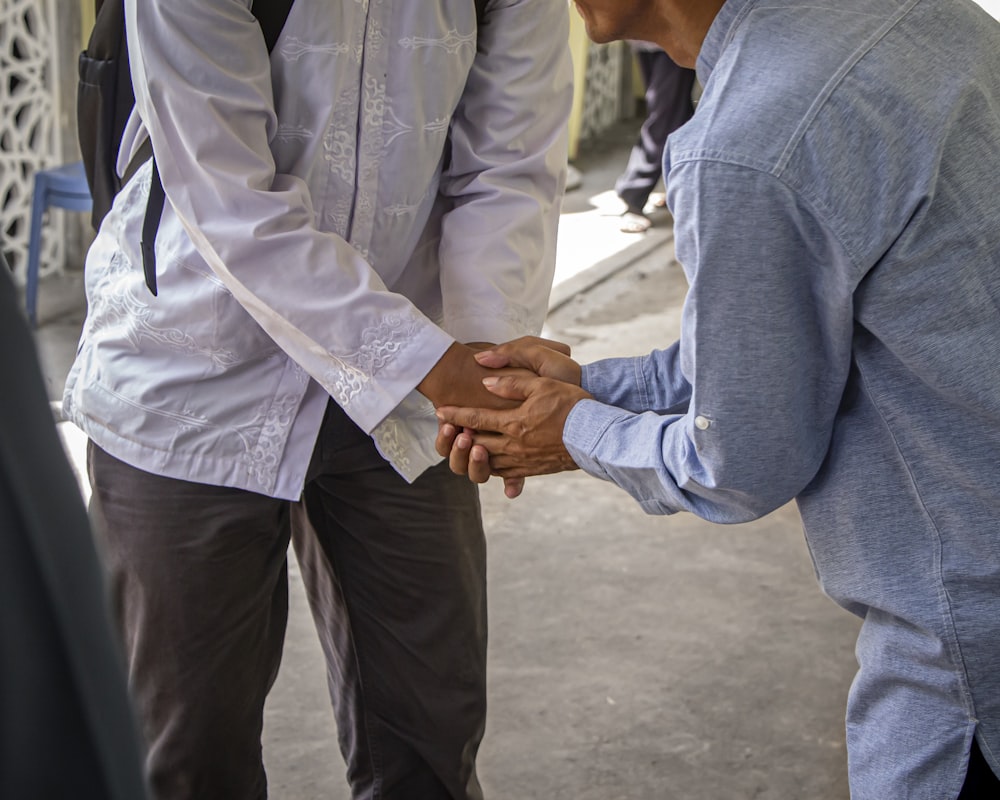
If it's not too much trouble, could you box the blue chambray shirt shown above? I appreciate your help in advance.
[563,0,1000,796]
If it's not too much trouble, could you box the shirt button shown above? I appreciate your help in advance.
[694,415,711,431]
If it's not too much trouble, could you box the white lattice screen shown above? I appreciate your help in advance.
[0,0,62,285]
[578,40,627,145]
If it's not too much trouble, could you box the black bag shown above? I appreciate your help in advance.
[77,0,294,294]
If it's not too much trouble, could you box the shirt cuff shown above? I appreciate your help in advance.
[446,303,541,347]
[580,357,647,409]
[327,312,454,435]
[579,363,600,396]
[563,398,633,482]
[370,389,444,483]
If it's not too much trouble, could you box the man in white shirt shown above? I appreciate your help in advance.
[64,1,572,797]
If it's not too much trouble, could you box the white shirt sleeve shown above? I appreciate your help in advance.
[438,0,574,344]
[125,0,454,440]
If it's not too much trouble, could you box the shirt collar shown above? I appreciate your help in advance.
[696,0,756,85]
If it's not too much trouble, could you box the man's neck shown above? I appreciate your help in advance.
[649,0,728,68]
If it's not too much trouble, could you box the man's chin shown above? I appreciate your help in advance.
[573,4,613,44]
[581,22,620,45]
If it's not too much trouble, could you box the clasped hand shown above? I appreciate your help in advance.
[434,336,592,498]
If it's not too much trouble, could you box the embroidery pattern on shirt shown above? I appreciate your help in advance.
[365,5,385,51]
[357,75,385,221]
[324,124,357,184]
[448,300,541,339]
[169,404,214,439]
[399,29,476,55]
[322,308,423,408]
[384,201,422,217]
[322,196,353,237]
[275,123,313,143]
[119,169,147,218]
[98,252,241,370]
[424,116,450,136]
[241,393,300,491]
[371,418,412,474]
[351,3,389,255]
[382,105,414,148]
[322,91,360,234]
[499,302,539,334]
[96,382,237,454]
[280,37,358,62]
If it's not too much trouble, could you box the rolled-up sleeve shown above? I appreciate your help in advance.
[565,159,856,522]
[581,343,692,414]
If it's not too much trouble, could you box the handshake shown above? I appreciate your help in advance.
[423,336,593,498]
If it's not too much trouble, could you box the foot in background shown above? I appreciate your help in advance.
[619,208,652,233]
[566,164,583,192]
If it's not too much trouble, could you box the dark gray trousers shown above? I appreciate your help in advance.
[88,402,487,800]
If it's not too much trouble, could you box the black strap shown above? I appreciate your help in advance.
[141,0,295,295]
[140,160,165,296]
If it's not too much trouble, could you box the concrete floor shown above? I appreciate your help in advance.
[29,122,862,799]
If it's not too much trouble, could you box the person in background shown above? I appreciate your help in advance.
[616,41,696,233]
[437,0,1000,797]
[1,253,147,800]
[63,0,572,797]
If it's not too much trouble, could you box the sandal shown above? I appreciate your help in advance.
[619,210,652,233]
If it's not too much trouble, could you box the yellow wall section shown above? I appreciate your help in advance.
[81,2,94,47]
[567,4,590,161]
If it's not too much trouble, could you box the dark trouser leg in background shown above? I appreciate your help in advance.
[87,443,291,800]
[615,49,697,214]
[292,402,487,800]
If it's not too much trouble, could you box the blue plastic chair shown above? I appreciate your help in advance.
[25,160,93,327]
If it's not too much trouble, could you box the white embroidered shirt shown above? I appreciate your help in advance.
[64,0,572,499]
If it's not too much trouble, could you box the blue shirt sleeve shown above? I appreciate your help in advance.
[565,159,856,522]
[581,343,691,415]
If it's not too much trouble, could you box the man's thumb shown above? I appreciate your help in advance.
[482,375,528,401]
[474,350,511,369]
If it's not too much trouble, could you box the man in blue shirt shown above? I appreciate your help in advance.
[436,0,1000,797]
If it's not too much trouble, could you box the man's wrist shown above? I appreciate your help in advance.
[417,341,464,406]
